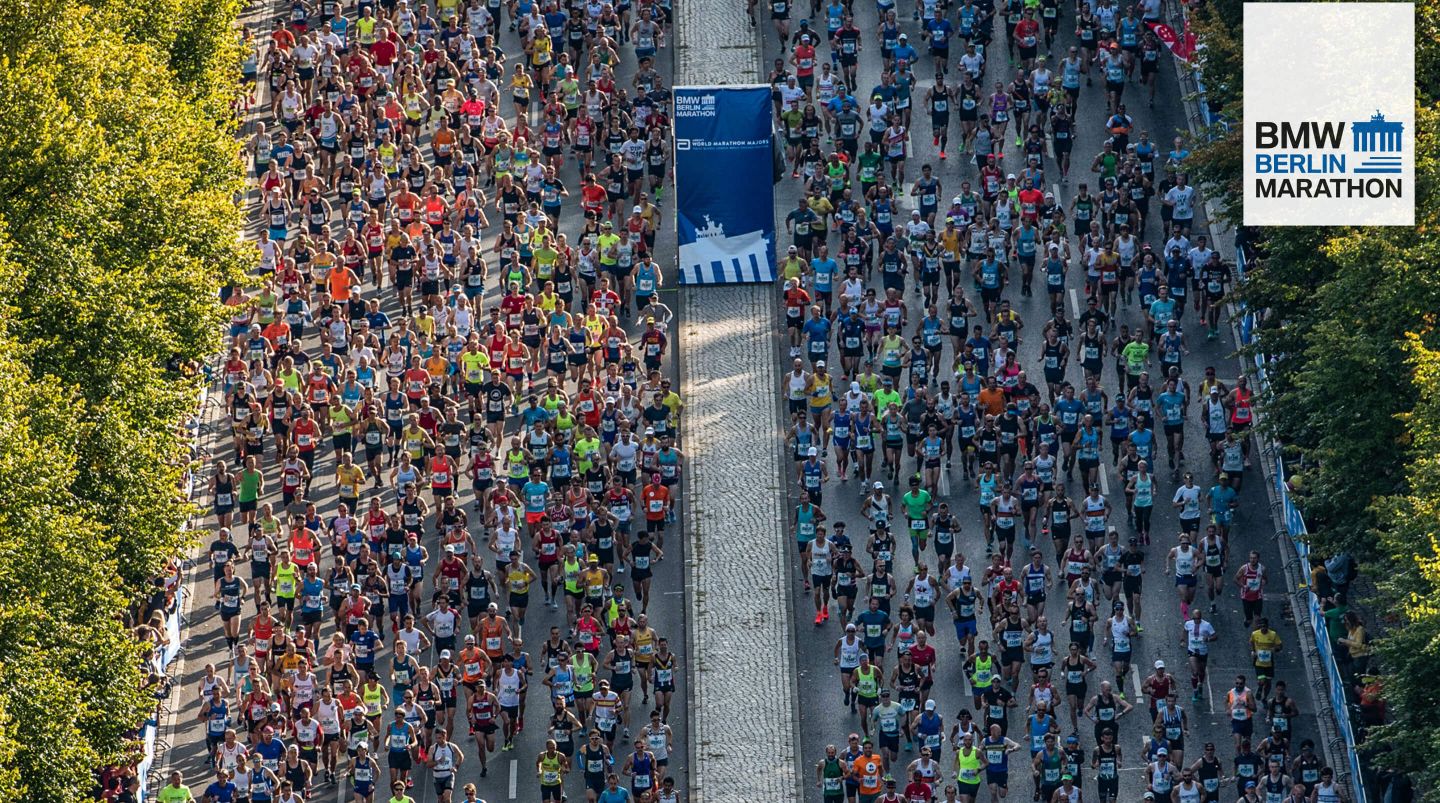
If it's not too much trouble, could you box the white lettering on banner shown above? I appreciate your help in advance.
[675,94,718,116]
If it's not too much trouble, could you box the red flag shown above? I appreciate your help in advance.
[1147,19,1197,62]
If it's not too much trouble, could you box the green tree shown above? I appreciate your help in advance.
[0,0,248,797]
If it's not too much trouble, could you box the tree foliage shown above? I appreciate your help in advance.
[1184,0,1440,794]
[0,0,248,798]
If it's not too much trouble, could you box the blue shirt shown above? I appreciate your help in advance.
[811,257,838,290]
[803,317,831,347]
[925,18,954,47]
[523,406,554,428]
[350,629,381,664]
[1209,485,1237,516]
[598,788,633,803]
[523,480,550,513]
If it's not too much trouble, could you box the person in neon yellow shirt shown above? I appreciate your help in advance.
[597,223,621,271]
[387,779,416,803]
[156,771,195,803]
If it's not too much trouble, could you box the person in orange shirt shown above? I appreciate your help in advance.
[422,188,449,231]
[262,318,293,351]
[325,262,361,311]
[976,376,1008,418]
[392,186,420,227]
[477,605,512,663]
[851,741,885,801]
[270,19,296,54]
[424,351,451,385]
[457,636,493,699]
[640,474,671,531]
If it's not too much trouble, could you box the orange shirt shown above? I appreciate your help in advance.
[458,647,489,682]
[262,320,293,348]
[479,617,508,658]
[433,128,457,158]
[977,386,1008,418]
[326,267,355,302]
[425,353,450,380]
[270,28,296,53]
[853,754,884,795]
[393,191,419,222]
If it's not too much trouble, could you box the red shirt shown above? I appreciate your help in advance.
[291,419,320,452]
[793,44,817,76]
[370,38,397,67]
[908,643,937,679]
[581,183,608,213]
[904,781,933,803]
[641,484,670,521]
[1017,188,1045,222]
[784,287,812,319]
[1013,18,1040,46]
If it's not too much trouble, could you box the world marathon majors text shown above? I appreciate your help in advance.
[1253,177,1403,198]
[678,138,773,148]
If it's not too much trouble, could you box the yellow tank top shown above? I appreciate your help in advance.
[274,563,299,597]
[539,754,563,785]
[362,684,386,715]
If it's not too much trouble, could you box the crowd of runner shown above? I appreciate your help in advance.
[160,0,692,799]
[762,0,1349,802]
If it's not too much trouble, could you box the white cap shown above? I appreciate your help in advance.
[633,205,643,213]
[924,699,937,711]
[1154,659,1165,669]
[808,446,819,456]
[873,481,884,489]
[440,649,453,659]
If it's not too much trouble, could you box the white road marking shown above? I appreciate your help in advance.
[1098,461,1110,496]
[1131,664,1143,699]
[1052,183,1063,205]
[1206,671,1216,711]
[1069,287,1081,319]
[509,758,518,799]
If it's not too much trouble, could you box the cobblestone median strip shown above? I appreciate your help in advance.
[676,7,799,799]
[676,0,762,87]
[680,284,801,803]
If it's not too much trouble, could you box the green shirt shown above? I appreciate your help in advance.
[858,152,883,183]
[902,489,932,520]
[873,388,902,413]
[1121,341,1150,374]
[157,785,195,803]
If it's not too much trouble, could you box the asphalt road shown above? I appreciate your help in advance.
[759,7,1323,802]
[162,4,691,801]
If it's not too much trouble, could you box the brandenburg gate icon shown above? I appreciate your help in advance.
[1352,112,1403,153]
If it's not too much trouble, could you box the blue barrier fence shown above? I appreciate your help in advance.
[1233,249,1368,803]
[134,585,187,802]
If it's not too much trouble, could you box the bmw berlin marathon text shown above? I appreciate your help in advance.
[1252,112,1405,199]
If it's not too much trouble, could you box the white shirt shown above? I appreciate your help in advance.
[1184,619,1216,655]
[1165,185,1197,219]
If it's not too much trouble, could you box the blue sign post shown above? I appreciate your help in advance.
[673,86,776,285]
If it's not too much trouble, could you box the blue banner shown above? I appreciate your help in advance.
[674,86,776,285]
